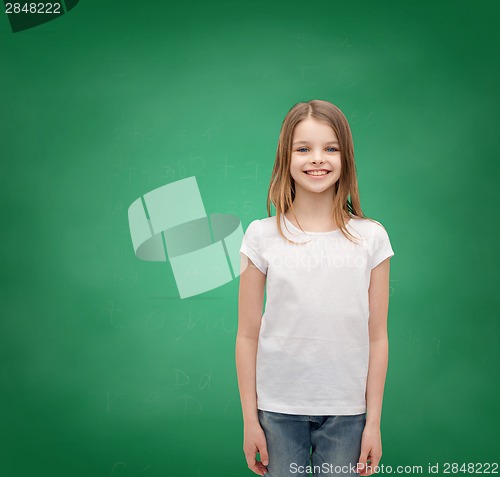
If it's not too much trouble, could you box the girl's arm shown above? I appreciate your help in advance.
[366,257,391,427]
[236,255,266,424]
[358,257,392,476]
[236,255,269,476]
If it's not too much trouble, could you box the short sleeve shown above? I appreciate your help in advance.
[369,222,395,270]
[240,220,267,274]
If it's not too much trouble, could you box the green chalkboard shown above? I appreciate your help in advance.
[1,0,499,476]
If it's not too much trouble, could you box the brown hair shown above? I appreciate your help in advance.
[266,99,379,245]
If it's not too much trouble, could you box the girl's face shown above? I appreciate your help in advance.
[289,118,342,195]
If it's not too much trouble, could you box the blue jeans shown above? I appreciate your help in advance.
[258,409,366,477]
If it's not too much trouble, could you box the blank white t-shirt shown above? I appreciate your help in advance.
[239,213,395,416]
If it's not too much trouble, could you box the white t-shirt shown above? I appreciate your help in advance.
[239,213,395,416]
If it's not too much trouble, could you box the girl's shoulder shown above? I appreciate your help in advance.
[349,216,393,242]
[255,215,392,238]
[350,215,386,229]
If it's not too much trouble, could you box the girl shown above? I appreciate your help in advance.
[236,99,395,477]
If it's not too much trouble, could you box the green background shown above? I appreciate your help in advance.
[1,0,499,476]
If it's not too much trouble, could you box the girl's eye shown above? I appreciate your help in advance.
[296,147,339,153]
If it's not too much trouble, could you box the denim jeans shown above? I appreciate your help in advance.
[258,409,366,477]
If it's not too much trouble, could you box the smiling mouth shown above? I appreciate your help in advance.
[304,170,331,176]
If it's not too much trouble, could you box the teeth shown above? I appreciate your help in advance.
[306,171,329,176]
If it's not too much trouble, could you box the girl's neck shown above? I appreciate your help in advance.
[285,197,350,232]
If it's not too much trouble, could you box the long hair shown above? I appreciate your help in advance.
[266,99,378,245]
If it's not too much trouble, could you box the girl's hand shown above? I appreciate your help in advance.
[243,421,269,476]
[357,423,382,476]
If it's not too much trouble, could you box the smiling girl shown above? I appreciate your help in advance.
[236,99,395,477]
